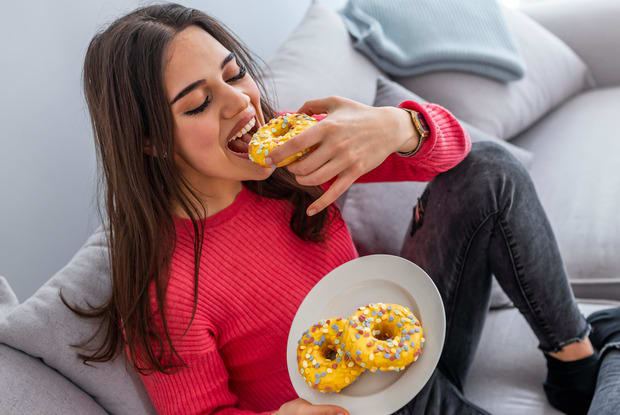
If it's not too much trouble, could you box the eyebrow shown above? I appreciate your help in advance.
[169,52,235,105]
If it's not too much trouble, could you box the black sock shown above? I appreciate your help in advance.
[543,352,600,415]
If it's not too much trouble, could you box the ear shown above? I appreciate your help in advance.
[143,141,160,157]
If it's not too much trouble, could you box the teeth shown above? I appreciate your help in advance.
[229,117,256,142]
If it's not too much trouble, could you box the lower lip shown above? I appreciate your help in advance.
[226,146,250,159]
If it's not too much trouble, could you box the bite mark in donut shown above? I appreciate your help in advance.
[248,113,318,167]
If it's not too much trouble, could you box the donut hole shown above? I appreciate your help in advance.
[321,344,338,361]
[275,122,293,137]
[373,322,397,341]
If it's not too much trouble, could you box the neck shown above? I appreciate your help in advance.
[173,179,243,219]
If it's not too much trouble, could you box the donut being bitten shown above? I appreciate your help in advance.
[343,303,424,373]
[249,113,318,168]
[296,318,365,393]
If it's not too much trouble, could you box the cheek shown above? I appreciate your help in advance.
[175,115,222,157]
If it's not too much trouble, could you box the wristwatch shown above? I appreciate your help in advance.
[397,108,430,157]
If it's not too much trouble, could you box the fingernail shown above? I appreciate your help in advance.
[264,157,272,165]
[307,208,316,216]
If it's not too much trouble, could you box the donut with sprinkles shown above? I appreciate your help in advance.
[343,303,425,373]
[296,318,365,393]
[248,113,318,168]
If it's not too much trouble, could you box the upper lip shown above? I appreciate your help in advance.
[226,111,257,143]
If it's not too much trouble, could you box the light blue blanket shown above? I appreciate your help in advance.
[338,0,525,82]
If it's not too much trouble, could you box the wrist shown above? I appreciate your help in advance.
[385,106,420,153]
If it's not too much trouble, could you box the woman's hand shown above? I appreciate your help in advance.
[265,96,418,217]
[276,397,349,415]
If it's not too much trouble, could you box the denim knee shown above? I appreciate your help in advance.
[433,141,533,210]
[463,141,528,180]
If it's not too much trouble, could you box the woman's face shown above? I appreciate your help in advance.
[162,25,274,197]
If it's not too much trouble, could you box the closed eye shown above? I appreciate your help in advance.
[184,64,247,116]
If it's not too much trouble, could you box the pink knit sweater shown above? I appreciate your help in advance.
[134,100,471,414]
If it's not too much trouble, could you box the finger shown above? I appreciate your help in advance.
[267,122,324,166]
[304,405,349,415]
[296,95,343,116]
[294,155,349,187]
[306,172,356,216]
[286,139,333,177]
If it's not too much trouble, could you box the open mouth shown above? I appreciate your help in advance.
[227,118,259,156]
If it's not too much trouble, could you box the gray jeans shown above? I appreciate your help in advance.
[391,141,597,414]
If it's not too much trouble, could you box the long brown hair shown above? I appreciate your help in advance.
[61,2,341,376]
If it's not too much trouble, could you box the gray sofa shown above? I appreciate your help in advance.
[1,0,618,414]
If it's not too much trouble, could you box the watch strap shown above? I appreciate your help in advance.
[397,108,430,157]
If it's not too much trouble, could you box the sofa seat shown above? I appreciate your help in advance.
[465,301,618,414]
[511,87,620,300]
[0,343,107,414]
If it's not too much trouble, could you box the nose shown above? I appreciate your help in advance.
[220,83,251,119]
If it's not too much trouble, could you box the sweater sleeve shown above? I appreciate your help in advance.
[133,292,276,415]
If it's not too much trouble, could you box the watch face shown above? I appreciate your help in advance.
[412,112,430,137]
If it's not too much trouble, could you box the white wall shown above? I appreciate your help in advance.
[0,0,346,302]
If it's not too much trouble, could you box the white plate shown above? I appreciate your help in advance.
[287,254,446,415]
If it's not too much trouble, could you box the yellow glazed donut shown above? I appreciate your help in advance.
[249,113,318,168]
[297,318,365,393]
[343,303,425,373]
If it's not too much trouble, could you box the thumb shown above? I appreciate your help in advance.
[296,96,343,116]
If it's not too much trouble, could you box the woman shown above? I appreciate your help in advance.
[63,3,619,414]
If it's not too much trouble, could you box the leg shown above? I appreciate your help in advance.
[587,307,620,414]
[400,141,590,390]
[391,369,491,415]
[587,350,620,414]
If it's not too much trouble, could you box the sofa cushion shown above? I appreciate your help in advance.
[465,301,619,414]
[510,86,620,300]
[0,276,18,316]
[0,229,155,415]
[0,343,107,415]
[259,0,384,111]
[392,6,592,140]
[522,0,620,88]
